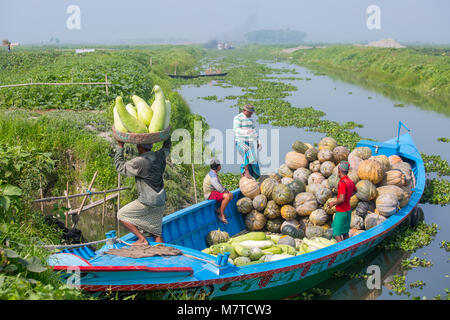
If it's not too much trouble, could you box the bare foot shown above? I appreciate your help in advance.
[131,238,148,246]
[215,208,228,224]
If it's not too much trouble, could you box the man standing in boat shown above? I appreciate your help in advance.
[114,138,171,245]
[326,161,356,242]
[233,104,261,180]
[203,159,233,224]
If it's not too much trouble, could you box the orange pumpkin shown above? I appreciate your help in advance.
[285,151,308,170]
[239,177,260,199]
[389,155,402,166]
[357,159,384,185]
[382,169,406,187]
[280,205,297,220]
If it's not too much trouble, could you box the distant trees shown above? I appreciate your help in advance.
[203,39,218,49]
[245,29,307,44]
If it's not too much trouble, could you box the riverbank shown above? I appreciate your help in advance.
[285,46,450,115]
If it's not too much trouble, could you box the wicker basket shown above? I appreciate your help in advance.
[112,125,170,144]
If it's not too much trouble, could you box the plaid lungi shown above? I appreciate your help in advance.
[117,200,165,237]
[236,141,260,179]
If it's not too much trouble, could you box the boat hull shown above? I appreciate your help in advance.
[48,132,425,299]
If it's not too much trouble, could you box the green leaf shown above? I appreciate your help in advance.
[4,264,18,273]
[3,248,20,258]
[0,196,11,212]
[2,185,22,196]
[25,256,47,273]
[0,223,8,234]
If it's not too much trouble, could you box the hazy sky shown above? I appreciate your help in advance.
[1,0,449,44]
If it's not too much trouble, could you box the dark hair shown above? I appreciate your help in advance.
[210,160,221,171]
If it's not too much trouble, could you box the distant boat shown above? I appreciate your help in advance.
[167,72,228,79]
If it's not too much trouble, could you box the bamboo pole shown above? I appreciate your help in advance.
[64,181,71,228]
[39,177,44,213]
[67,193,118,215]
[117,174,121,236]
[192,163,198,203]
[31,186,130,203]
[76,171,98,218]
[0,82,115,89]
[102,190,106,230]
[150,57,152,67]
[105,73,109,96]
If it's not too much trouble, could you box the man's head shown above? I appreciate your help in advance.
[242,104,255,118]
[210,159,221,172]
[338,160,350,178]
[137,143,153,155]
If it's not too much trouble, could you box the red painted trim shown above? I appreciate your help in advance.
[56,253,93,266]
[66,208,415,292]
[52,265,193,275]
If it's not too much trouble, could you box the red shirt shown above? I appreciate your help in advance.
[336,176,356,212]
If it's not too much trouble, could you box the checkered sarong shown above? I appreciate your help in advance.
[118,200,165,237]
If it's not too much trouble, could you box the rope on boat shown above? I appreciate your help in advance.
[38,237,118,250]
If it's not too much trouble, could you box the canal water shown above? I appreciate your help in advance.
[176,61,450,300]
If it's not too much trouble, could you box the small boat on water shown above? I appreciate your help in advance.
[167,73,228,79]
[47,129,425,299]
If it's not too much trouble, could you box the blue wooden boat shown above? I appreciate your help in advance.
[47,128,425,299]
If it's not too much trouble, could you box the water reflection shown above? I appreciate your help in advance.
[298,65,450,117]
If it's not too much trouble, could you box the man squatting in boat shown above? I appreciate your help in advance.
[203,159,233,224]
[114,137,171,245]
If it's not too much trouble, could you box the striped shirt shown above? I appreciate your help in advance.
[233,112,259,144]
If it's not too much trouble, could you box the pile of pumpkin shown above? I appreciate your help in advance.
[202,230,337,266]
[237,137,414,239]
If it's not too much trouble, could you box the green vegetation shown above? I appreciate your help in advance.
[379,222,438,252]
[437,137,449,143]
[287,46,450,115]
[400,257,433,270]
[0,46,212,299]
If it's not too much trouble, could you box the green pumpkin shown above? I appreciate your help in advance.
[245,210,266,231]
[281,220,305,239]
[266,218,283,233]
[236,197,253,214]
[260,178,278,199]
[327,173,340,194]
[351,146,372,160]
[206,229,230,246]
[272,184,294,205]
[252,194,268,211]
[292,141,309,154]
[356,180,378,201]
[264,200,281,219]
[318,137,337,151]
[287,178,306,195]
[278,164,293,178]
[305,147,319,162]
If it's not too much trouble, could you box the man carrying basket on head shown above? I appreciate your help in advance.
[233,104,261,180]
[114,137,171,245]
